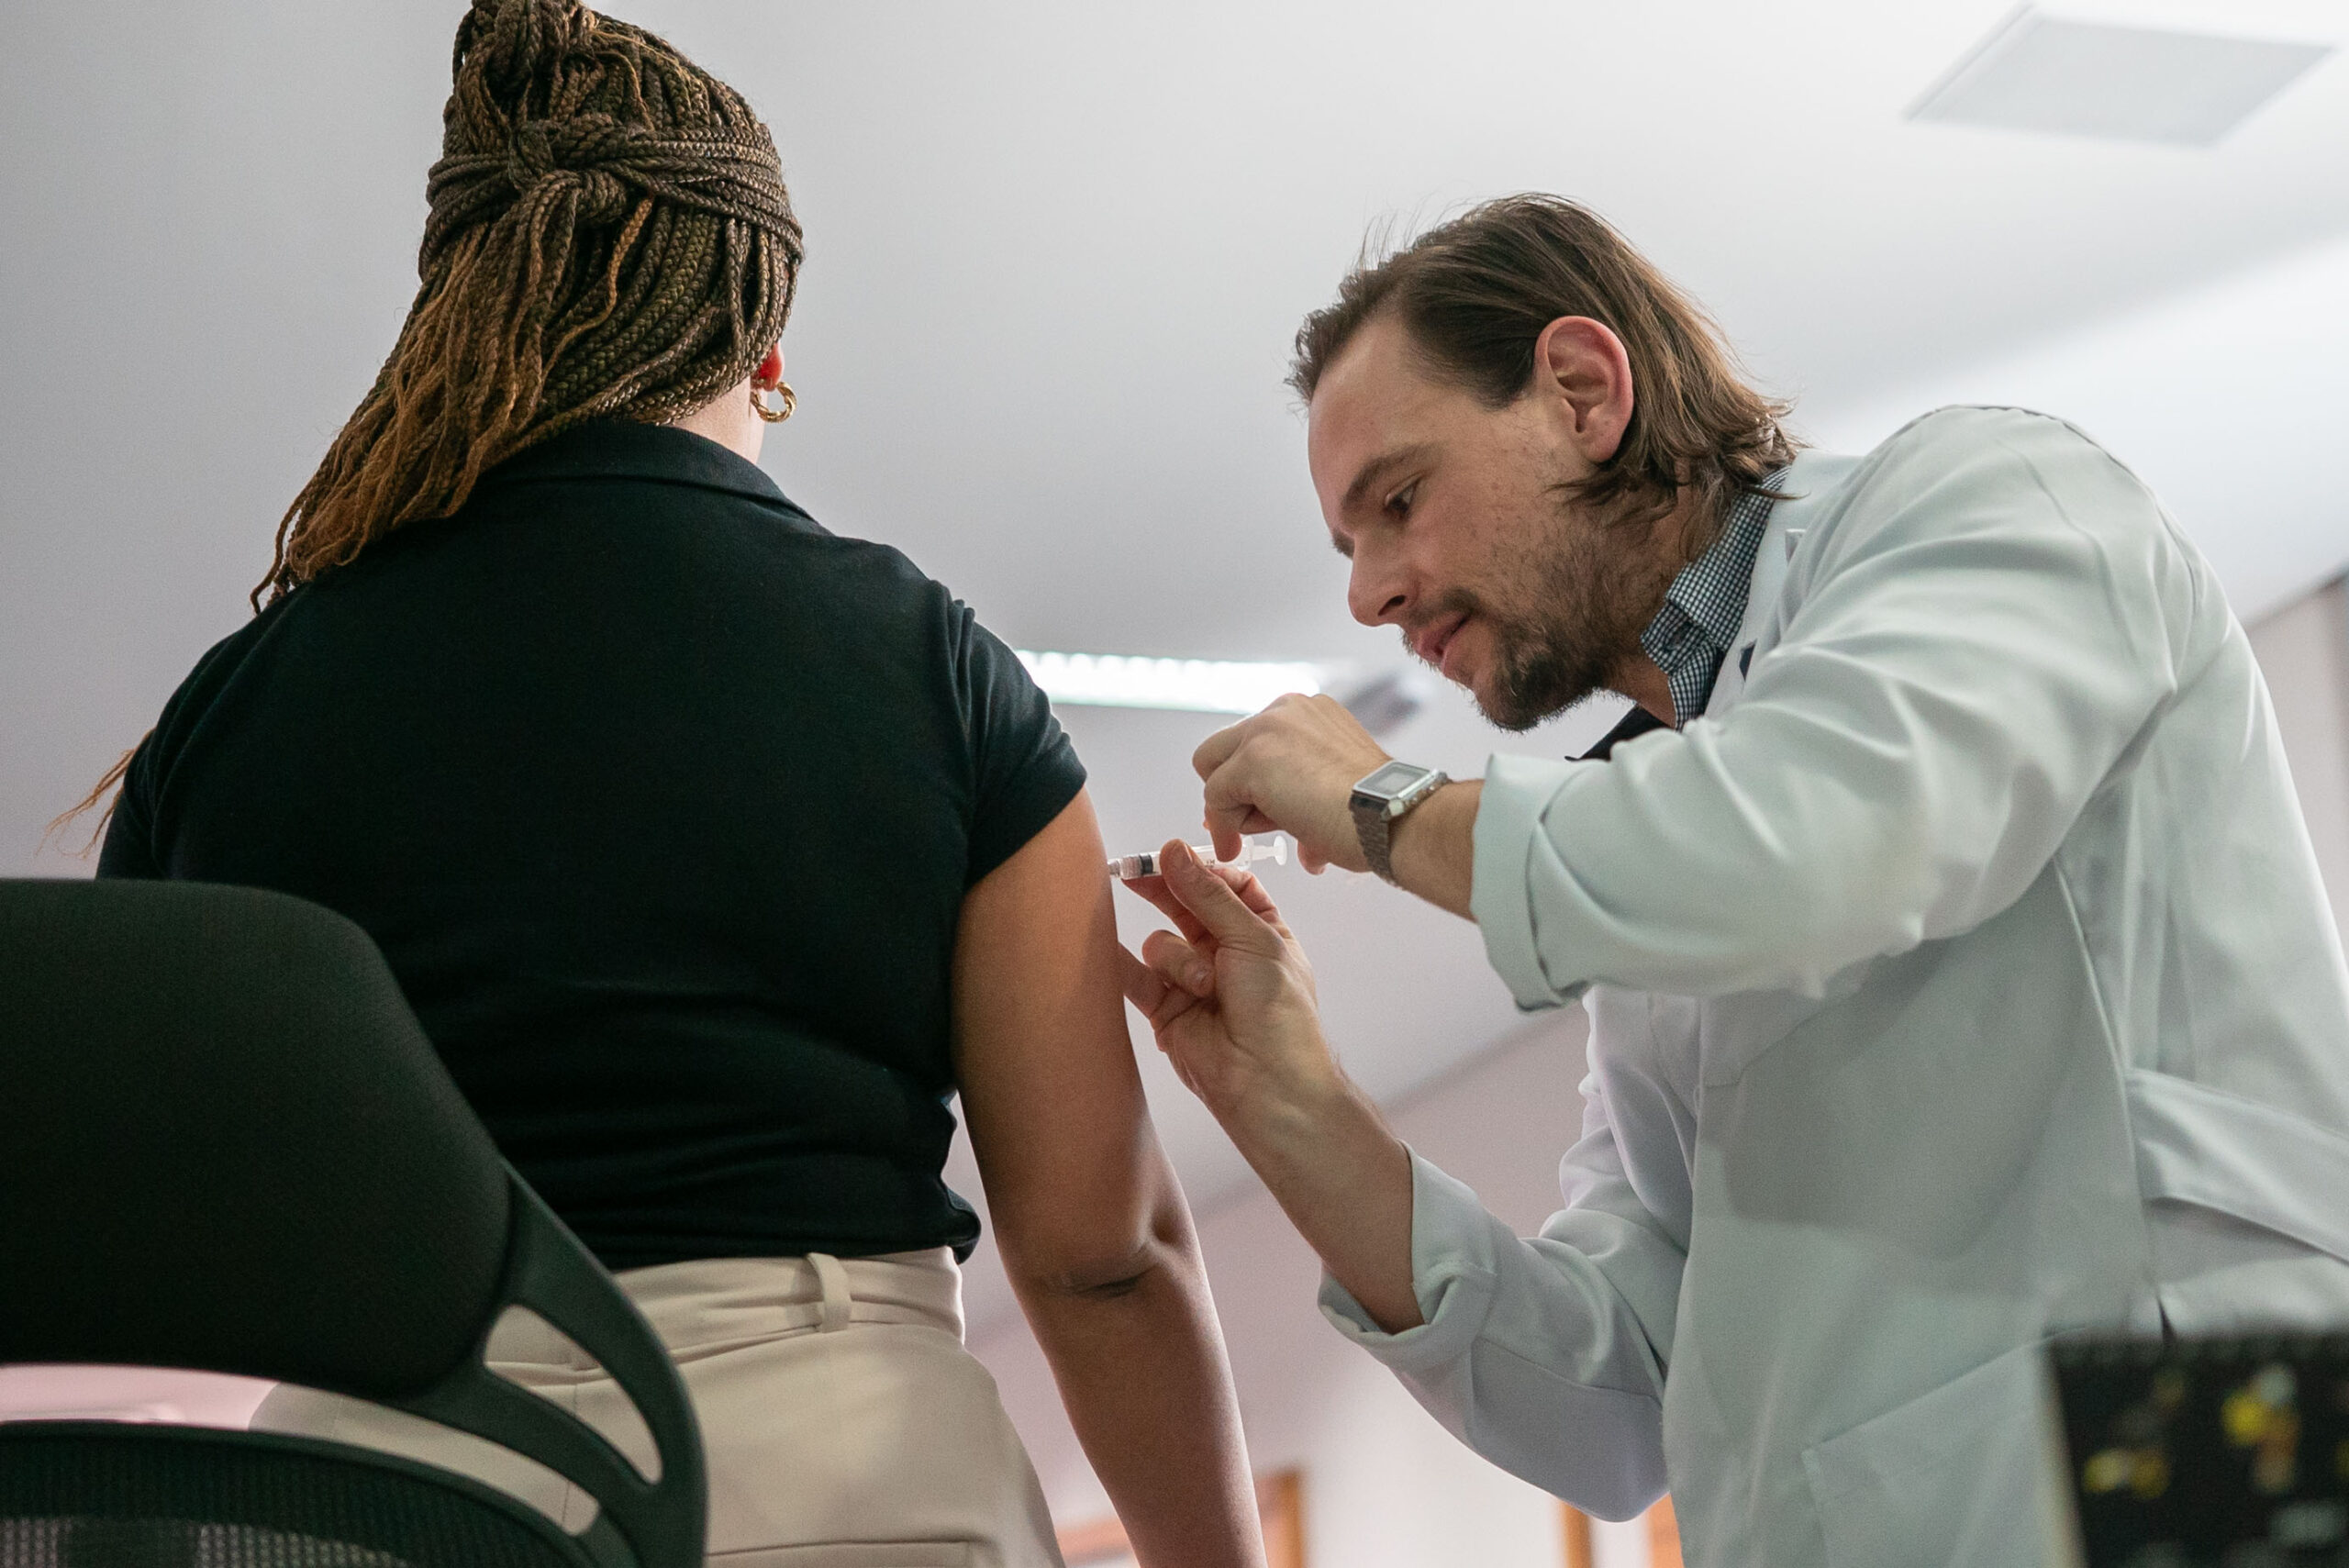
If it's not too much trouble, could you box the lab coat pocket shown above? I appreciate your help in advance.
[1801,1338,2065,1568]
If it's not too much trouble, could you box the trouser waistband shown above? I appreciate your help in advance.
[487,1248,964,1370]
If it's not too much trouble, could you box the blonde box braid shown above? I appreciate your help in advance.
[256,0,803,607]
[55,0,800,849]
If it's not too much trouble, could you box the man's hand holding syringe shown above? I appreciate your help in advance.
[1106,817,1423,1338]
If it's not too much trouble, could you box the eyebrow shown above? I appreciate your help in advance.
[1341,442,1438,517]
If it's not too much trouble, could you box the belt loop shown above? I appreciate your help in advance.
[808,1252,852,1333]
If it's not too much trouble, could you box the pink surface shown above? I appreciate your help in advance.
[0,1365,275,1429]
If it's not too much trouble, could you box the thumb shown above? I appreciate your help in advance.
[1115,941,1172,1018]
[1158,841,1286,957]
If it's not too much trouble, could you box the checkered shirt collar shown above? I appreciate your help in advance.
[1639,474,1787,726]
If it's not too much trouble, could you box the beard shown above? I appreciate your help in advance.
[1413,491,1678,733]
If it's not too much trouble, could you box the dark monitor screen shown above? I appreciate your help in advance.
[2050,1333,2349,1566]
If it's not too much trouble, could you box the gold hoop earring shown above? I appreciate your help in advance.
[751,382,796,423]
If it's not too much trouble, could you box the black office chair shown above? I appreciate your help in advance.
[0,878,707,1568]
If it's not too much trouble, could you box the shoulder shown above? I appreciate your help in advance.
[1787,405,2210,639]
[785,523,949,601]
[725,504,1041,705]
[161,603,287,721]
[123,600,290,796]
[757,517,976,652]
[506,462,977,645]
[1801,405,2175,559]
[1878,404,2088,450]
[1855,406,2156,509]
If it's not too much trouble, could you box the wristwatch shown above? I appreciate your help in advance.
[1350,761,1451,885]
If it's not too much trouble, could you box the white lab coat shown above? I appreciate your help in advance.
[1319,407,2349,1566]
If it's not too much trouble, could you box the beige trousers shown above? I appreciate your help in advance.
[250,1250,1065,1568]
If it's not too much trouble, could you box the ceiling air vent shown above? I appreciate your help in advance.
[1909,6,2332,147]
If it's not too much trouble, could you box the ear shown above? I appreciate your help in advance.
[1531,317,1634,464]
[755,342,785,385]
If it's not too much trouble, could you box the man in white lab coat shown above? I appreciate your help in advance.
[1116,195,2349,1565]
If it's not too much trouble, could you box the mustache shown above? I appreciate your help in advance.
[1399,589,1486,663]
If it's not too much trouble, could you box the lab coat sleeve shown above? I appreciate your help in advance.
[1475,406,2204,1005]
[1318,1092,1681,1519]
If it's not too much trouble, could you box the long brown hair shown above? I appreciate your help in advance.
[56,0,803,851]
[1290,195,1795,543]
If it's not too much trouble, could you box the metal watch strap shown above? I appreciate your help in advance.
[1353,768,1448,885]
[1353,793,1399,884]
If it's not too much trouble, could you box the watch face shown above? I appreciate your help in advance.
[1357,761,1431,800]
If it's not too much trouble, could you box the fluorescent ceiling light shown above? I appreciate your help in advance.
[1909,6,2332,147]
[1017,650,1321,714]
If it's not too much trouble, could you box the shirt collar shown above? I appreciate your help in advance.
[1634,476,1784,728]
[473,418,812,519]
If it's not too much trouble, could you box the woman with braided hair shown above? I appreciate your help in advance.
[87,2,1266,1563]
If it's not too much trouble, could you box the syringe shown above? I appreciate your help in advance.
[1108,833,1289,881]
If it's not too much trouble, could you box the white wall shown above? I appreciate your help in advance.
[2246,578,2349,940]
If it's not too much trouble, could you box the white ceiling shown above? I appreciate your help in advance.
[6,1,2348,1329]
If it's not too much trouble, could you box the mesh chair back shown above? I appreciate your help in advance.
[0,880,706,1568]
[0,1424,589,1567]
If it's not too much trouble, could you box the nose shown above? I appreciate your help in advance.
[1346,545,1412,628]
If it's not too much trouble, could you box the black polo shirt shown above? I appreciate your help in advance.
[99,421,1086,1269]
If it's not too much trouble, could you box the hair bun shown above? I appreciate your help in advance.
[458,0,588,105]
[503,117,635,226]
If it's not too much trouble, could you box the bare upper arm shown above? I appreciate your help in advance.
[952,787,1171,1290]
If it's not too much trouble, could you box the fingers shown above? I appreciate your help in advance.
[1115,942,1171,1017]
[1197,712,1277,862]
[1201,781,1278,863]
[1119,871,1212,947]
[1140,928,1214,996]
[1119,934,1214,1037]
[1196,728,1251,859]
[1156,842,1286,954]
[1130,856,1289,933]
[1216,862,1282,923]
[1191,718,1249,784]
[1200,809,1248,866]
[1209,862,1302,953]
[1192,693,1386,874]
[1117,842,1275,936]
[1117,943,1209,1100]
